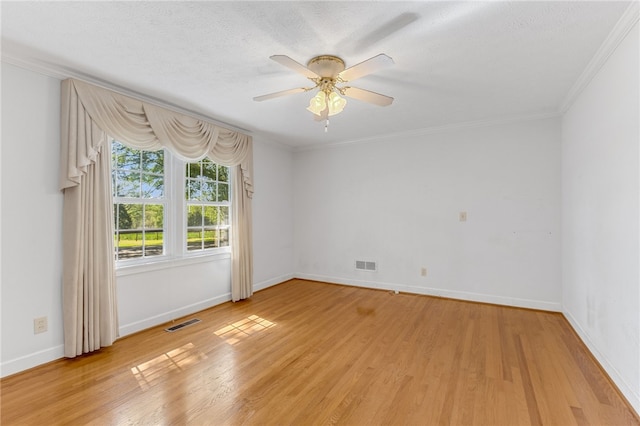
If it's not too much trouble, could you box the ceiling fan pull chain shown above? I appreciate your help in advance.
[324,119,329,133]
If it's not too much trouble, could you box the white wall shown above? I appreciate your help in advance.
[1,63,65,375]
[0,62,296,376]
[294,118,562,311]
[116,257,233,336]
[561,22,639,414]
[252,137,295,290]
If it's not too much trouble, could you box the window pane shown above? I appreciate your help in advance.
[112,145,118,168]
[204,206,218,226]
[218,166,229,182]
[203,229,218,249]
[116,233,143,259]
[115,203,143,259]
[218,183,229,202]
[186,163,200,179]
[116,171,141,198]
[187,205,202,227]
[202,161,217,180]
[115,143,140,170]
[114,203,131,229]
[144,229,163,257]
[187,228,202,251]
[142,150,164,173]
[124,204,143,229]
[145,204,164,228]
[201,181,217,202]
[142,173,164,198]
[220,229,229,247]
[186,178,201,200]
[219,206,229,226]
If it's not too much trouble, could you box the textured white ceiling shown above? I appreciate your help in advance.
[1,1,632,147]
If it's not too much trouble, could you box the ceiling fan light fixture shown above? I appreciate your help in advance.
[306,91,327,115]
[327,91,346,116]
[306,90,347,117]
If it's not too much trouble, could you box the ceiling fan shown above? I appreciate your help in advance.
[254,54,395,129]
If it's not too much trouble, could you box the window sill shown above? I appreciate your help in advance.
[115,250,231,277]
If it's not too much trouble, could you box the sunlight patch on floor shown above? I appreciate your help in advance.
[214,315,276,345]
[131,342,207,390]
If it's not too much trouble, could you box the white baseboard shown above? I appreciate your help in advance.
[295,273,562,312]
[254,273,295,292]
[120,274,297,337]
[118,293,231,336]
[1,344,65,378]
[119,273,298,336]
[3,292,236,377]
[563,309,640,416]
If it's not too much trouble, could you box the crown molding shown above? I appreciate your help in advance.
[559,1,640,113]
[2,50,70,80]
[1,50,252,136]
[252,133,296,152]
[293,111,561,153]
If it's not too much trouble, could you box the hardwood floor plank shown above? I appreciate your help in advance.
[1,279,638,425]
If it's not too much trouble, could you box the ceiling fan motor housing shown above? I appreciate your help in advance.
[307,55,345,78]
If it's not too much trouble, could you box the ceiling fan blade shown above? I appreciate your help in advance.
[342,87,394,106]
[338,54,394,82]
[253,87,308,102]
[270,55,319,79]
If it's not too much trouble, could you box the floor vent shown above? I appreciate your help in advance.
[165,318,201,332]
[355,260,377,271]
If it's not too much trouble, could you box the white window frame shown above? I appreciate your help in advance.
[111,139,231,273]
[183,158,232,254]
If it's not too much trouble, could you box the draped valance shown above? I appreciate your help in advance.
[60,78,253,198]
[59,78,254,358]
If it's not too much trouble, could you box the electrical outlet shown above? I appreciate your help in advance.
[34,317,48,334]
[459,211,467,222]
[421,267,427,277]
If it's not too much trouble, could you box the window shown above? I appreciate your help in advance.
[112,141,166,261]
[111,140,231,264]
[185,158,231,251]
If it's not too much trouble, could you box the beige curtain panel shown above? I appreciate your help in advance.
[60,78,254,358]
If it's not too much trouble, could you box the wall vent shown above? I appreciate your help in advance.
[355,260,377,271]
[165,318,201,332]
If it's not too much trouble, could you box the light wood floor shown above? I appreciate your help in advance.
[2,279,638,425]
